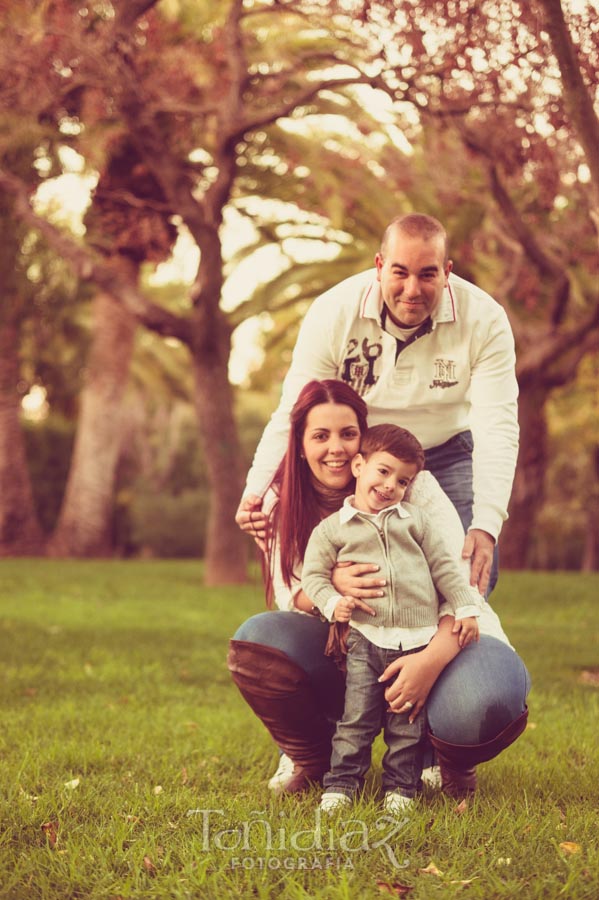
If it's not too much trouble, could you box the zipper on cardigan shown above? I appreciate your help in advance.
[358,514,396,626]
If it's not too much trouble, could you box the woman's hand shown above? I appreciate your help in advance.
[332,561,386,599]
[333,596,377,623]
[378,650,442,723]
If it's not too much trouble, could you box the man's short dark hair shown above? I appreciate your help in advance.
[380,213,448,263]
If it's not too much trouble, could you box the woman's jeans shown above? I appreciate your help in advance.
[425,430,499,595]
[323,630,427,799]
[232,611,531,749]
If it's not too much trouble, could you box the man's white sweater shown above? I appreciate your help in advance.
[244,269,519,540]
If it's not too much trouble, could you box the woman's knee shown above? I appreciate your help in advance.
[427,637,530,745]
[232,611,333,675]
[233,612,279,644]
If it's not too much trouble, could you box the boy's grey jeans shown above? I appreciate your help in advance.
[323,628,428,799]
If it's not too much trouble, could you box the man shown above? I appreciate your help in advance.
[236,213,519,595]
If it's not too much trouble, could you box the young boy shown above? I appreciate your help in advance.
[301,424,483,815]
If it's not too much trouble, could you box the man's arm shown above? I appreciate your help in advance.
[469,305,519,540]
[461,528,495,594]
[466,302,519,588]
[241,271,373,501]
[235,493,268,548]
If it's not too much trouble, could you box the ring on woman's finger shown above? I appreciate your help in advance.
[404,700,414,710]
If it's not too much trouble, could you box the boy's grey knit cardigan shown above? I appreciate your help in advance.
[302,502,483,628]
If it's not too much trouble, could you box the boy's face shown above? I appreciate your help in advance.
[351,451,419,515]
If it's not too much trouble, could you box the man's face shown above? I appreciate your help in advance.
[375,228,452,328]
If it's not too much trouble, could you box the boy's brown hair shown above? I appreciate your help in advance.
[359,424,425,472]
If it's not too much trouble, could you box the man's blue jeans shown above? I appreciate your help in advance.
[323,629,427,799]
[424,430,499,595]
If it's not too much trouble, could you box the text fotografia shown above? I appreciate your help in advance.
[231,855,353,871]
[187,808,409,870]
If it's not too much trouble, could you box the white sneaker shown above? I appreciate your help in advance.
[383,790,415,815]
[319,792,352,814]
[267,754,295,790]
[421,765,442,789]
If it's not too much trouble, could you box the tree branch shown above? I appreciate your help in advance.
[516,304,599,385]
[228,74,377,142]
[532,0,599,219]
[0,169,193,344]
[542,327,599,389]
[486,162,574,327]
[114,0,160,30]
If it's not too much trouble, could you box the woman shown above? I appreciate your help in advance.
[228,380,530,796]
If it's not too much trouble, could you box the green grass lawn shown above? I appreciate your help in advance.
[0,561,598,900]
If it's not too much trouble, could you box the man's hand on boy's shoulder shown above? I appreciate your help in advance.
[462,529,495,594]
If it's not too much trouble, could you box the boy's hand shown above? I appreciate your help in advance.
[334,596,377,623]
[452,616,480,648]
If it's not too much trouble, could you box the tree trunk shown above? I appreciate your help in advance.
[47,281,136,557]
[0,322,44,555]
[500,382,550,569]
[191,305,248,584]
[581,445,599,571]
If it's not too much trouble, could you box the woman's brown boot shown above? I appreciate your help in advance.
[227,640,335,793]
[429,707,529,799]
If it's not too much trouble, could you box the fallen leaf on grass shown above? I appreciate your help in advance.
[559,842,581,856]
[375,881,412,895]
[181,767,188,785]
[579,669,599,687]
[526,722,537,730]
[126,815,142,824]
[419,863,443,877]
[496,858,512,866]
[41,821,59,848]
[153,785,163,795]
[143,855,157,877]
[64,778,80,791]
[449,878,478,885]
[455,799,469,814]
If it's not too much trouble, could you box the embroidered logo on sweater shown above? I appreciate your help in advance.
[429,358,458,389]
[341,337,382,394]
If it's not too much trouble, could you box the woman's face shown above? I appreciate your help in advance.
[301,402,361,490]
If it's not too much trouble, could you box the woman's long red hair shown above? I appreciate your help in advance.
[265,379,368,607]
